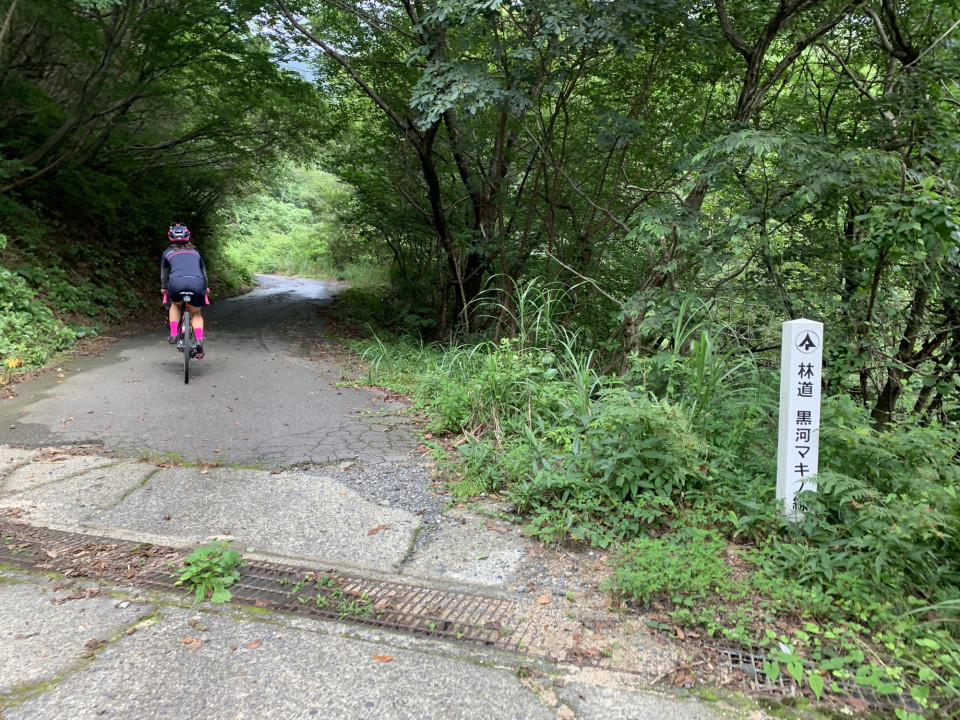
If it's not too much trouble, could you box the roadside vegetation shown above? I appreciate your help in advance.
[347,286,960,718]
[214,166,387,289]
[2,0,959,717]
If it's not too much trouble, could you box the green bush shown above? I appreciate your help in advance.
[501,389,704,546]
[608,526,735,606]
[0,259,77,367]
[784,396,960,598]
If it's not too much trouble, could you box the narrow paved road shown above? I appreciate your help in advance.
[0,276,417,467]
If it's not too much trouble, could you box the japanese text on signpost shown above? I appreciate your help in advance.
[776,319,824,518]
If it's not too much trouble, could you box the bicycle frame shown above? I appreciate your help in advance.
[173,292,195,384]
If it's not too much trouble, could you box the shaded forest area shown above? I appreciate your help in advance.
[2,0,958,427]
[0,0,325,365]
[2,1,960,714]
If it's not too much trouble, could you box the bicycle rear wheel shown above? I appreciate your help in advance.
[182,317,192,384]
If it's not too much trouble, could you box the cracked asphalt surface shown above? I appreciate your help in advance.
[0,275,417,467]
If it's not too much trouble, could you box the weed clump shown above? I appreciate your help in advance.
[175,541,246,604]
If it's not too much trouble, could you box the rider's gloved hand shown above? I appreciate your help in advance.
[161,289,168,305]
[205,288,211,305]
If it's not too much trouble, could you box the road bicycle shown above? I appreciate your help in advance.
[173,291,196,384]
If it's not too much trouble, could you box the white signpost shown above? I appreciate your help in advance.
[776,319,823,519]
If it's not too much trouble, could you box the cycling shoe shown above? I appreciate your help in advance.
[168,335,177,344]
[192,342,204,360]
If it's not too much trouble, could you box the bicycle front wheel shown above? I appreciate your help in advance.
[183,320,192,384]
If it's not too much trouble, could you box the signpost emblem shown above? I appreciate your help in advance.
[796,331,820,354]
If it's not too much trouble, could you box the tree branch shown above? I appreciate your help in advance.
[906,16,960,68]
[715,0,753,60]
[758,0,863,101]
[818,43,877,102]
[863,5,895,53]
[324,0,418,49]
[274,0,413,136]
[0,0,19,57]
[545,251,624,305]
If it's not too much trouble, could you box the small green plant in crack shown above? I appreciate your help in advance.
[286,577,309,597]
[174,541,245,604]
[317,573,339,588]
[337,598,373,619]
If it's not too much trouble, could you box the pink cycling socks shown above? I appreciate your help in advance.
[194,328,203,342]
[169,321,178,336]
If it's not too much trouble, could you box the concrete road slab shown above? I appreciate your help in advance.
[1,454,116,495]
[555,680,738,720]
[401,508,527,588]
[84,467,420,572]
[0,448,39,477]
[0,577,152,693]
[2,608,556,720]
[0,461,155,527]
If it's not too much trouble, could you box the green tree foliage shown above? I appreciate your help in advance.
[270,0,960,425]
[0,0,321,199]
[215,166,372,279]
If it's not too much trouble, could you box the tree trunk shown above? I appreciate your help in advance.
[871,287,928,427]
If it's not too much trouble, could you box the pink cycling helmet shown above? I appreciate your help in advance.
[168,223,191,242]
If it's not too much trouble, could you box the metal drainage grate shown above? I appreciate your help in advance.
[712,645,918,714]
[144,561,520,648]
[0,520,525,651]
[715,647,801,694]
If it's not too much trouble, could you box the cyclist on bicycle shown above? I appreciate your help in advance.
[161,223,209,359]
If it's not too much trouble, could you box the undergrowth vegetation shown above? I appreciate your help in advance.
[0,228,137,373]
[214,166,389,289]
[349,282,960,718]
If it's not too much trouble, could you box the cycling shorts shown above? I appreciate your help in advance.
[167,277,208,306]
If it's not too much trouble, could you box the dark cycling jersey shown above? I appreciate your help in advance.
[161,244,210,306]
[161,245,209,290]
